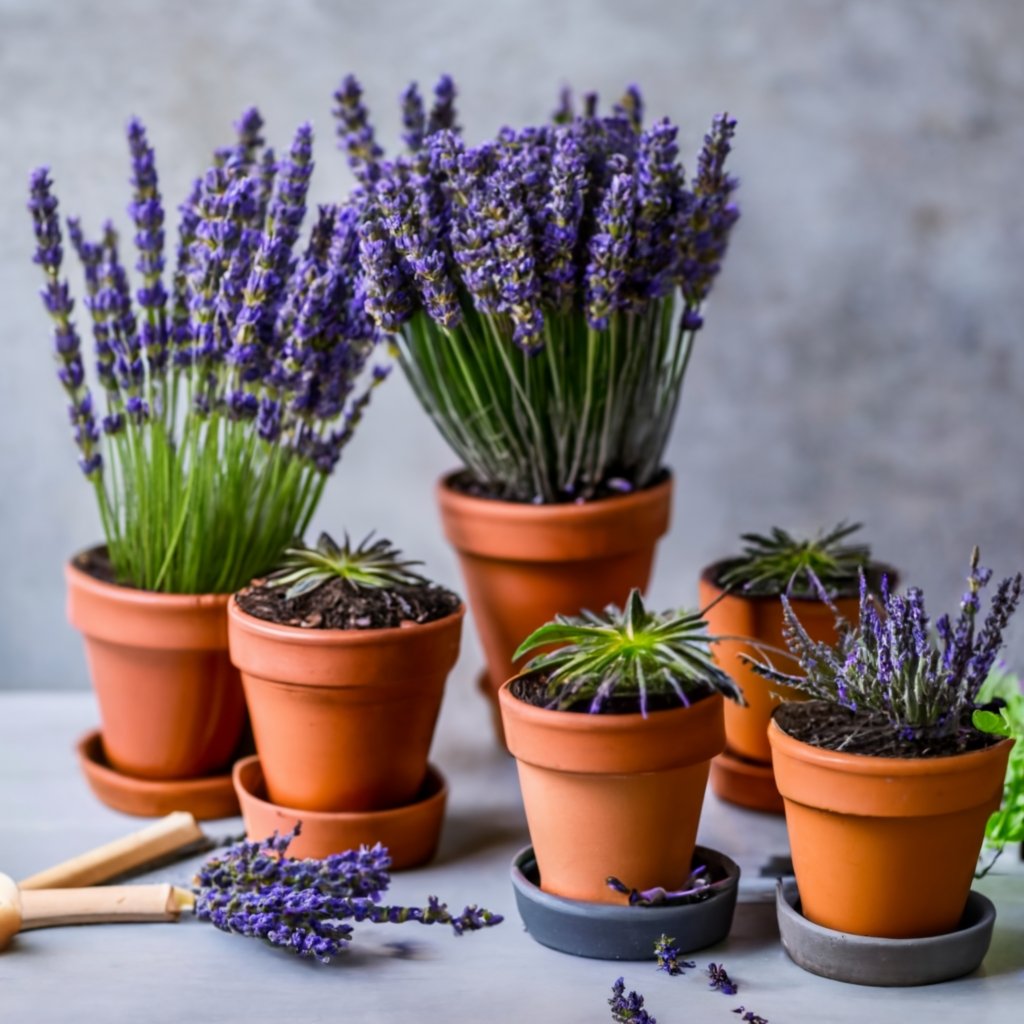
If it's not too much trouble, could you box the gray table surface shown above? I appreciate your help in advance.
[1,682,1022,1024]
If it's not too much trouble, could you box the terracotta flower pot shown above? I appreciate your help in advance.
[227,599,464,813]
[438,473,672,716]
[498,680,724,904]
[699,562,888,764]
[66,552,246,781]
[769,718,1013,939]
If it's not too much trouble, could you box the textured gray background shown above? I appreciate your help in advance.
[2,0,1022,691]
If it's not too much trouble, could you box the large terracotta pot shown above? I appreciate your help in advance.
[499,679,724,904]
[699,562,886,764]
[769,717,1012,938]
[438,473,672,715]
[227,599,464,813]
[66,553,246,781]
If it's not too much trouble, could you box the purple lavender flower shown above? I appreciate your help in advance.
[552,85,574,125]
[401,82,426,151]
[613,84,644,132]
[359,198,416,331]
[334,74,383,184]
[609,978,657,1024]
[539,129,586,311]
[585,166,635,330]
[733,1008,769,1024]
[426,74,458,135]
[654,934,696,975]
[707,962,738,995]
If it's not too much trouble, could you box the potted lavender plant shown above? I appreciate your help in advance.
[334,76,740,732]
[29,111,385,815]
[227,533,463,866]
[745,550,1021,981]
[498,589,742,933]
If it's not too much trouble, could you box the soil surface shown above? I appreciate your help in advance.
[447,468,669,505]
[236,576,461,630]
[73,547,119,585]
[774,699,1001,758]
[510,672,716,715]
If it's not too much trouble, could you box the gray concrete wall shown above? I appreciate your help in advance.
[2,0,1022,690]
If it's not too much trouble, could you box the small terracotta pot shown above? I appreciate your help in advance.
[66,553,246,781]
[499,679,725,904]
[438,473,672,714]
[228,600,464,813]
[700,562,884,764]
[769,717,1012,939]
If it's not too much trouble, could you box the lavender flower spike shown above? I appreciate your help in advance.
[426,73,458,134]
[29,168,102,477]
[334,74,383,184]
[585,166,635,330]
[401,82,426,151]
[609,978,657,1024]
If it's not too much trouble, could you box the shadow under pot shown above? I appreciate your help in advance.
[769,715,1011,939]
[498,678,724,904]
[66,550,246,782]
[227,598,464,813]
[437,472,672,742]
[698,561,894,812]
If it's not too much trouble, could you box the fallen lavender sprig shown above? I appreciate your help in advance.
[607,863,717,905]
[653,934,695,976]
[733,1008,768,1023]
[707,962,738,995]
[193,826,502,963]
[609,978,657,1024]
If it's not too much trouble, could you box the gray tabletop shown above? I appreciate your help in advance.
[1,684,1021,1024]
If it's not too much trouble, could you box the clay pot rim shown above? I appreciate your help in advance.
[699,558,900,605]
[498,676,723,733]
[233,754,448,822]
[227,595,466,646]
[436,469,672,522]
[67,547,231,608]
[768,716,1014,775]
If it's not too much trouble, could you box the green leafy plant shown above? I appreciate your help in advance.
[974,662,1024,874]
[513,588,743,714]
[266,532,428,600]
[717,522,871,597]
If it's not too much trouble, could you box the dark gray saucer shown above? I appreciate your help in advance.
[510,845,740,960]
[776,880,996,987]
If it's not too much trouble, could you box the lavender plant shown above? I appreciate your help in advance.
[717,522,871,598]
[513,588,743,714]
[335,76,740,503]
[29,111,385,593]
[744,549,1023,747]
[193,826,502,963]
[266,532,427,599]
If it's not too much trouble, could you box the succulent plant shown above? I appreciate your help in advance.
[717,522,871,598]
[265,532,428,600]
[513,588,743,714]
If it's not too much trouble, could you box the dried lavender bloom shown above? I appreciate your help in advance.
[194,828,502,963]
[607,863,716,906]
[653,934,695,975]
[707,962,738,995]
[746,548,1023,744]
[609,978,657,1024]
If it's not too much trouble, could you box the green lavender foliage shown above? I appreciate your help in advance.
[513,588,743,714]
[717,522,870,597]
[266,532,428,599]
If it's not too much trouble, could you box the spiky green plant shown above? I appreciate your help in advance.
[512,588,743,714]
[265,533,428,600]
[974,663,1024,874]
[717,522,870,597]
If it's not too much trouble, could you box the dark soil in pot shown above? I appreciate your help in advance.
[447,468,671,505]
[774,700,1001,759]
[236,577,461,630]
[509,672,716,715]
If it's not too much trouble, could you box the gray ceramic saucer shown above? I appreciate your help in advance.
[776,880,996,987]
[510,845,740,960]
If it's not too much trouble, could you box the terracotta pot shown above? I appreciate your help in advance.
[66,553,246,781]
[438,473,672,712]
[769,717,1012,939]
[228,600,464,813]
[499,679,724,904]
[699,562,888,765]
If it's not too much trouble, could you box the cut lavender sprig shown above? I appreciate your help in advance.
[707,962,738,995]
[608,978,657,1024]
[654,934,695,976]
[194,827,502,963]
[733,1008,768,1023]
[607,864,716,906]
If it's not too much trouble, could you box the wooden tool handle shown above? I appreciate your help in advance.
[19,812,204,890]
[19,884,194,930]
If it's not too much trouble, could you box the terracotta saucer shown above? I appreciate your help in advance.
[77,729,240,820]
[709,749,784,814]
[233,755,447,869]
